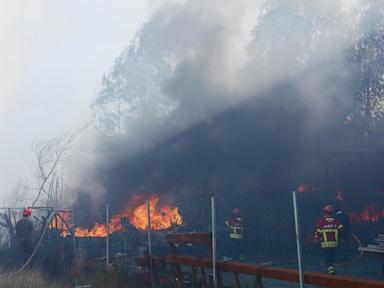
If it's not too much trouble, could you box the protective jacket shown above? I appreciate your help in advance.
[16,218,33,240]
[315,215,343,248]
[227,214,243,240]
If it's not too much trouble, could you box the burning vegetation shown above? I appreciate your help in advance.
[51,195,183,238]
[349,203,384,224]
[296,184,384,224]
[49,211,71,237]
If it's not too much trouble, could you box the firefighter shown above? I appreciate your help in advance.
[335,205,351,261]
[16,208,34,262]
[314,205,343,274]
[224,208,244,261]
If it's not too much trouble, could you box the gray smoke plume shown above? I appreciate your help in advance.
[67,0,381,214]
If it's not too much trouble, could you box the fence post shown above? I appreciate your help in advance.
[106,202,110,271]
[254,275,263,288]
[72,203,76,263]
[292,190,305,288]
[211,194,217,288]
[147,199,155,288]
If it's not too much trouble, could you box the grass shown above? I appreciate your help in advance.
[0,260,143,288]
[0,270,70,288]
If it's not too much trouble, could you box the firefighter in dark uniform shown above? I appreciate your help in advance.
[334,205,351,261]
[314,205,343,274]
[224,208,244,261]
[16,208,34,262]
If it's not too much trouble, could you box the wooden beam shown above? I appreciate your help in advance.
[166,232,212,247]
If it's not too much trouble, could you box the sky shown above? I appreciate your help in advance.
[0,0,149,203]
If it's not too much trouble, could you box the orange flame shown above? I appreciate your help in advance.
[296,183,324,193]
[349,203,384,223]
[297,184,306,193]
[75,223,108,237]
[55,195,183,238]
[360,204,382,223]
[129,195,183,230]
[336,190,344,201]
[49,211,71,237]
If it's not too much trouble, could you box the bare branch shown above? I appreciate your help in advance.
[31,125,89,207]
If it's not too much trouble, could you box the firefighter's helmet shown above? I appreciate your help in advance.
[323,205,334,214]
[232,208,240,214]
[22,208,32,217]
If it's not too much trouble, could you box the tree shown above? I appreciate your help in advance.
[30,127,85,208]
[244,0,344,85]
[349,0,384,143]
[92,15,175,138]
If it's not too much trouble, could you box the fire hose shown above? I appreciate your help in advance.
[334,234,364,266]
[11,211,57,276]
[317,233,364,266]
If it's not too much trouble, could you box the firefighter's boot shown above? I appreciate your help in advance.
[327,266,336,274]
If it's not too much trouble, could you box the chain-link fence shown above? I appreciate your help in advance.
[2,190,383,286]
[70,191,384,284]
[215,194,296,262]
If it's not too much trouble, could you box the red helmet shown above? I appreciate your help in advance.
[323,205,334,214]
[22,208,32,217]
[232,208,240,214]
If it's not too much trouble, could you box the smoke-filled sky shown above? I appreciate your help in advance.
[0,0,359,205]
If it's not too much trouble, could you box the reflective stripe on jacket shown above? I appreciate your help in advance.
[230,226,243,239]
[227,215,243,240]
[315,216,343,248]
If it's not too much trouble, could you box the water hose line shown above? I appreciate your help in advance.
[12,212,56,276]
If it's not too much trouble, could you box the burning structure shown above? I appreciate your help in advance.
[60,0,384,266]
[73,195,183,238]
[48,195,183,257]
[2,2,384,285]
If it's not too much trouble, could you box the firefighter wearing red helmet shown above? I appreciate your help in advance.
[16,208,34,262]
[314,205,343,274]
[22,208,32,217]
[224,208,244,261]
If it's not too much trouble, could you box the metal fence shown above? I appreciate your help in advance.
[1,189,383,286]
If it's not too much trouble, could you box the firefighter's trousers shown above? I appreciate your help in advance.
[322,247,336,268]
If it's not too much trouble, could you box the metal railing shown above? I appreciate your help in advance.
[136,232,384,288]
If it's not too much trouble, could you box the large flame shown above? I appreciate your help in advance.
[51,195,183,238]
[130,195,183,230]
[75,223,108,237]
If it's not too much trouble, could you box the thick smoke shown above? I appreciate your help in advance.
[68,0,382,217]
